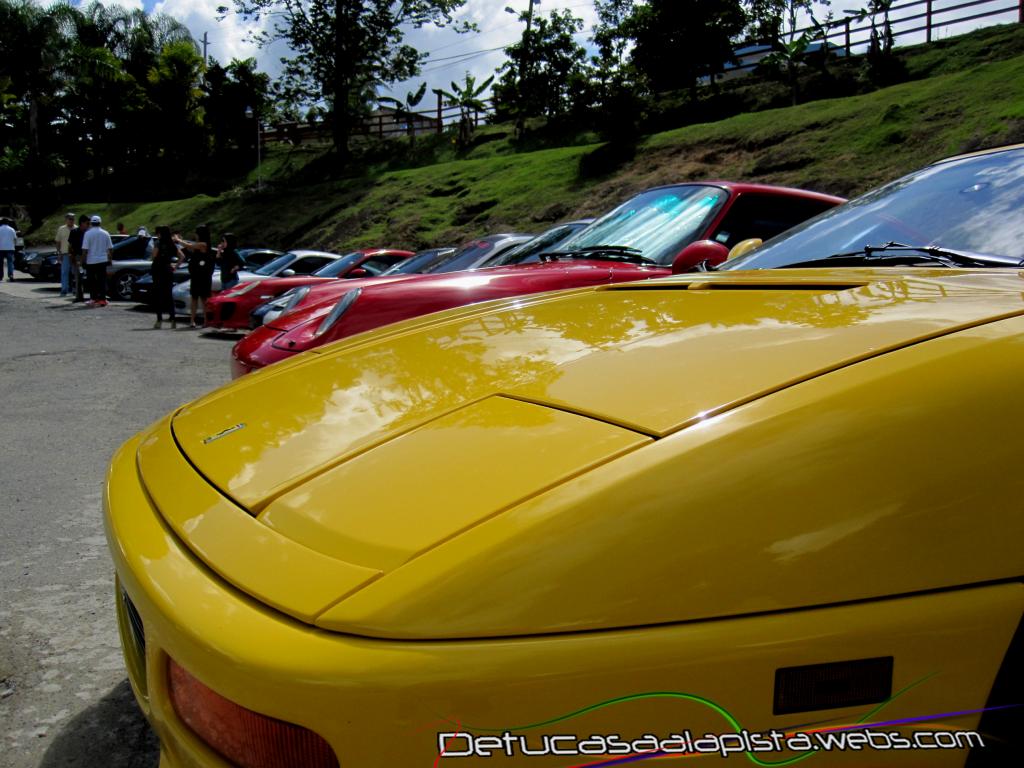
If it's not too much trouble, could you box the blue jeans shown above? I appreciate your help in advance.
[1,251,12,279]
[60,254,72,294]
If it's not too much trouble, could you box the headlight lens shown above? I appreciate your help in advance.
[315,288,361,337]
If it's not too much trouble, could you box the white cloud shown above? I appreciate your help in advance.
[102,0,145,10]
[390,1,598,100]
[150,0,285,74]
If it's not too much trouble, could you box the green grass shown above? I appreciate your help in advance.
[27,23,1024,251]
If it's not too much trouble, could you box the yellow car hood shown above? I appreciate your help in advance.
[147,269,1024,637]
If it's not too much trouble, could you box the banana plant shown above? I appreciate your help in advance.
[378,82,428,146]
[436,73,494,149]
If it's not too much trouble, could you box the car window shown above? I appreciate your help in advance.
[382,248,457,274]
[313,252,366,278]
[488,224,584,267]
[361,257,401,274]
[433,240,496,273]
[242,250,280,267]
[291,256,334,275]
[709,194,838,248]
[728,147,1024,270]
[254,254,295,275]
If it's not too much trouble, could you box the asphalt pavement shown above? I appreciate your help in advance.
[0,276,241,768]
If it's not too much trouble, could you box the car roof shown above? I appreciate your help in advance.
[930,142,1024,167]
[643,181,845,205]
[283,250,342,258]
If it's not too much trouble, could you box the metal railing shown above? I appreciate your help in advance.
[728,0,1022,73]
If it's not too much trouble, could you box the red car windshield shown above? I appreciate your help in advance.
[557,185,729,265]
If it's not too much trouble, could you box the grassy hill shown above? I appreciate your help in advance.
[29,23,1024,252]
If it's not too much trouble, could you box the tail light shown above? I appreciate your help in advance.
[167,658,338,768]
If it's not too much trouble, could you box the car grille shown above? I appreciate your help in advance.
[119,587,148,697]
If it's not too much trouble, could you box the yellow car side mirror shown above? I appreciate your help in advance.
[727,238,763,261]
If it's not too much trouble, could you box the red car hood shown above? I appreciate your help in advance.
[265,273,429,330]
[217,274,336,298]
[268,260,670,333]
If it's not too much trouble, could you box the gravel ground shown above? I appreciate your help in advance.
[0,276,241,768]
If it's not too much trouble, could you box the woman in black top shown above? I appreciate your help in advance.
[151,226,182,329]
[175,224,213,329]
[217,232,244,291]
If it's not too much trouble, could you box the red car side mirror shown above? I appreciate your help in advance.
[671,240,730,274]
[346,268,369,278]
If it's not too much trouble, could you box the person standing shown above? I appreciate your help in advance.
[174,224,213,328]
[151,226,182,329]
[68,214,89,302]
[81,215,113,306]
[216,232,244,291]
[0,217,16,281]
[55,213,75,296]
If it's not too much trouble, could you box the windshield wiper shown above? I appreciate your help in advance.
[546,245,658,265]
[782,241,1020,269]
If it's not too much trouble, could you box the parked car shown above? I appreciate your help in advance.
[104,235,157,300]
[105,146,1024,768]
[251,247,456,328]
[247,232,569,331]
[204,248,413,330]
[172,250,342,315]
[232,182,843,376]
[246,236,532,330]
[23,249,59,280]
[131,249,284,306]
[482,219,593,267]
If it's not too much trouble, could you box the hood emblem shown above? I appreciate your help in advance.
[203,423,247,445]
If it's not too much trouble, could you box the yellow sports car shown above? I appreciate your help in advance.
[105,146,1024,767]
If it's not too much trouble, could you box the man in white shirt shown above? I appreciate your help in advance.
[55,213,75,296]
[0,217,16,281]
[81,215,114,306]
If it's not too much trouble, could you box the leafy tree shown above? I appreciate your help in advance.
[493,8,590,121]
[0,0,72,210]
[589,0,645,142]
[147,41,207,167]
[436,73,493,149]
[219,0,472,161]
[627,0,746,100]
[204,58,271,159]
[591,0,636,90]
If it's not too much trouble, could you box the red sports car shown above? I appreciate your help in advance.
[231,182,844,376]
[204,248,413,330]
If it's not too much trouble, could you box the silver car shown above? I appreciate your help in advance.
[172,249,342,314]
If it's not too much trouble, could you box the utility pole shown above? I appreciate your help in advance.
[201,32,210,65]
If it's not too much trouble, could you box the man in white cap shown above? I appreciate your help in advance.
[55,213,75,296]
[81,214,113,306]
